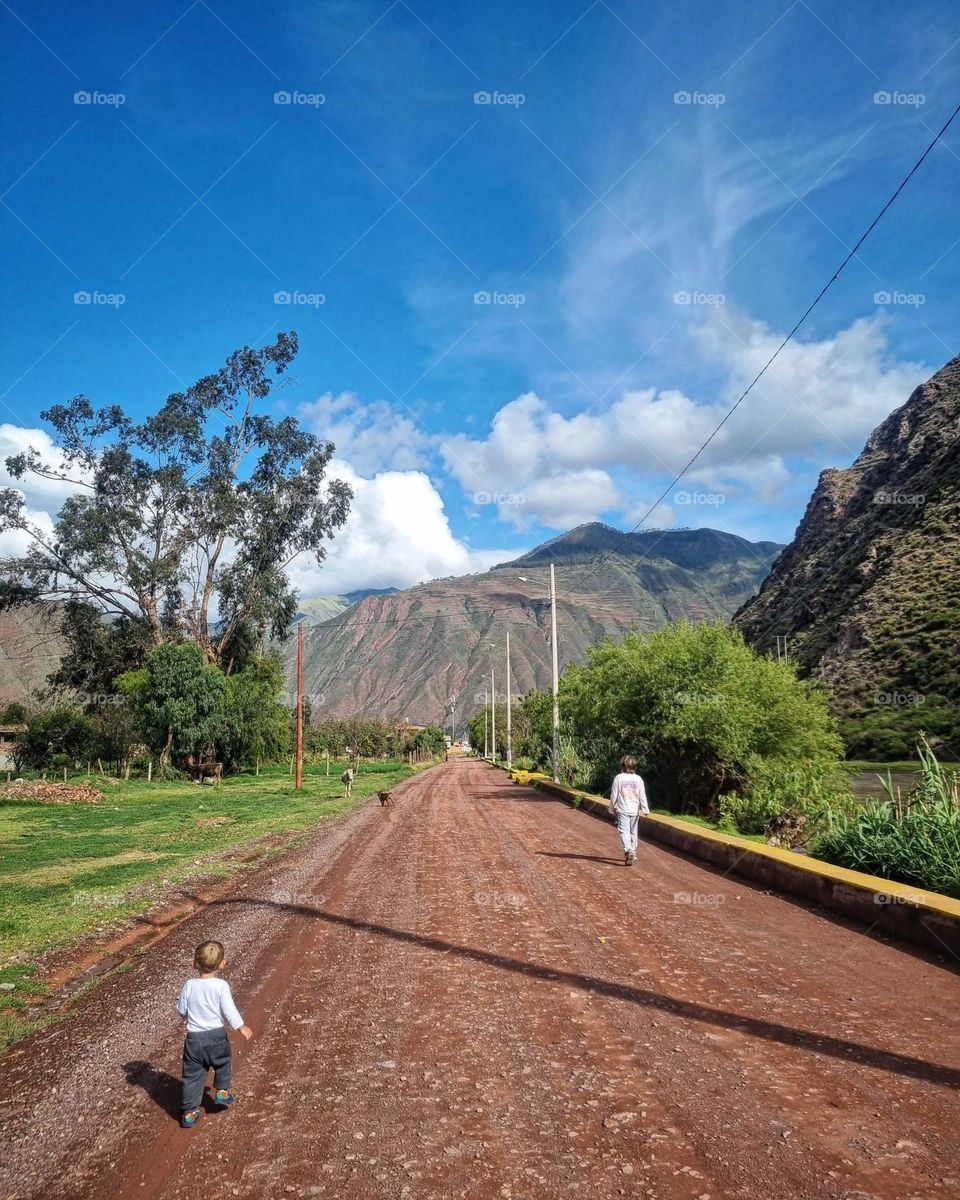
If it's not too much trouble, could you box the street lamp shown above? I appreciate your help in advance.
[505,629,512,770]
[518,564,560,783]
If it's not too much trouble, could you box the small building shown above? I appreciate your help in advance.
[0,724,26,771]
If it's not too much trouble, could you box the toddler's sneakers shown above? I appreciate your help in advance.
[214,1089,235,1107]
[181,1107,203,1128]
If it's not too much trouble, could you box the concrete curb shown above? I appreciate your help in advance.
[499,765,960,959]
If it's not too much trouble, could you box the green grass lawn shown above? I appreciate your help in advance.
[0,760,416,964]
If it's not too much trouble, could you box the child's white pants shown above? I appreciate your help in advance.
[615,810,640,853]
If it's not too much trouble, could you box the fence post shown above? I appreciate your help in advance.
[147,760,152,783]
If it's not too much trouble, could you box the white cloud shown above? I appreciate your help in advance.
[0,504,56,559]
[0,423,85,512]
[290,462,516,596]
[695,310,928,464]
[299,392,434,475]
[0,423,516,596]
[438,311,930,527]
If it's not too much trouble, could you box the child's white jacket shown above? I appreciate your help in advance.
[610,772,649,816]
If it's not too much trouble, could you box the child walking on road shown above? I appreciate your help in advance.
[610,756,649,866]
[177,940,252,1128]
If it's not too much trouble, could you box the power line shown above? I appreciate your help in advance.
[300,592,640,634]
[573,101,960,591]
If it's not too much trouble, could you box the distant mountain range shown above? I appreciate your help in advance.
[287,524,783,726]
[735,353,960,756]
[296,589,400,626]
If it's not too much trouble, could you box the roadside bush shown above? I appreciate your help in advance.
[719,761,858,847]
[408,725,446,756]
[717,791,781,836]
[308,715,399,760]
[557,739,591,791]
[513,691,554,768]
[561,622,844,815]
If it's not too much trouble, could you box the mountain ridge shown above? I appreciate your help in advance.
[292,525,783,725]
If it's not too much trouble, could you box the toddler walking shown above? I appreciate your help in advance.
[177,940,252,1128]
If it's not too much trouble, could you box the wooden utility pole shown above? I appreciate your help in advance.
[295,620,304,790]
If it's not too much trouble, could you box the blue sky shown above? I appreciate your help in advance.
[2,0,958,594]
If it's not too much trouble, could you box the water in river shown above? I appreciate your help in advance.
[848,770,920,800]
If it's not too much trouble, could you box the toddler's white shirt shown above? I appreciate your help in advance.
[177,976,244,1032]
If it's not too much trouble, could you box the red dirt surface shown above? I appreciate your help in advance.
[1,759,958,1200]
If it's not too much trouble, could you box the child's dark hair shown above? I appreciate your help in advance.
[194,940,225,972]
[620,755,637,773]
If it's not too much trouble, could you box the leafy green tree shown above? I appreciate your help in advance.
[297,714,401,761]
[119,643,226,767]
[89,698,142,770]
[47,600,153,702]
[409,725,446,756]
[223,654,291,767]
[466,704,506,757]
[562,622,843,813]
[14,705,94,771]
[0,334,351,670]
[513,690,553,767]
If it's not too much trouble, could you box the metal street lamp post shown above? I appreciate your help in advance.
[505,629,512,770]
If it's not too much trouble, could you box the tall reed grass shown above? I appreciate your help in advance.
[813,739,960,898]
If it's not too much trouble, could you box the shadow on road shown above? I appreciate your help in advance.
[469,788,556,804]
[537,851,623,866]
[123,1060,185,1120]
[185,892,960,1090]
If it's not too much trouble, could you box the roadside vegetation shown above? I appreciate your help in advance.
[813,740,960,898]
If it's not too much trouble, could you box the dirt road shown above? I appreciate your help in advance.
[1,759,958,1200]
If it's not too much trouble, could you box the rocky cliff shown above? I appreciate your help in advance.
[734,354,960,757]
